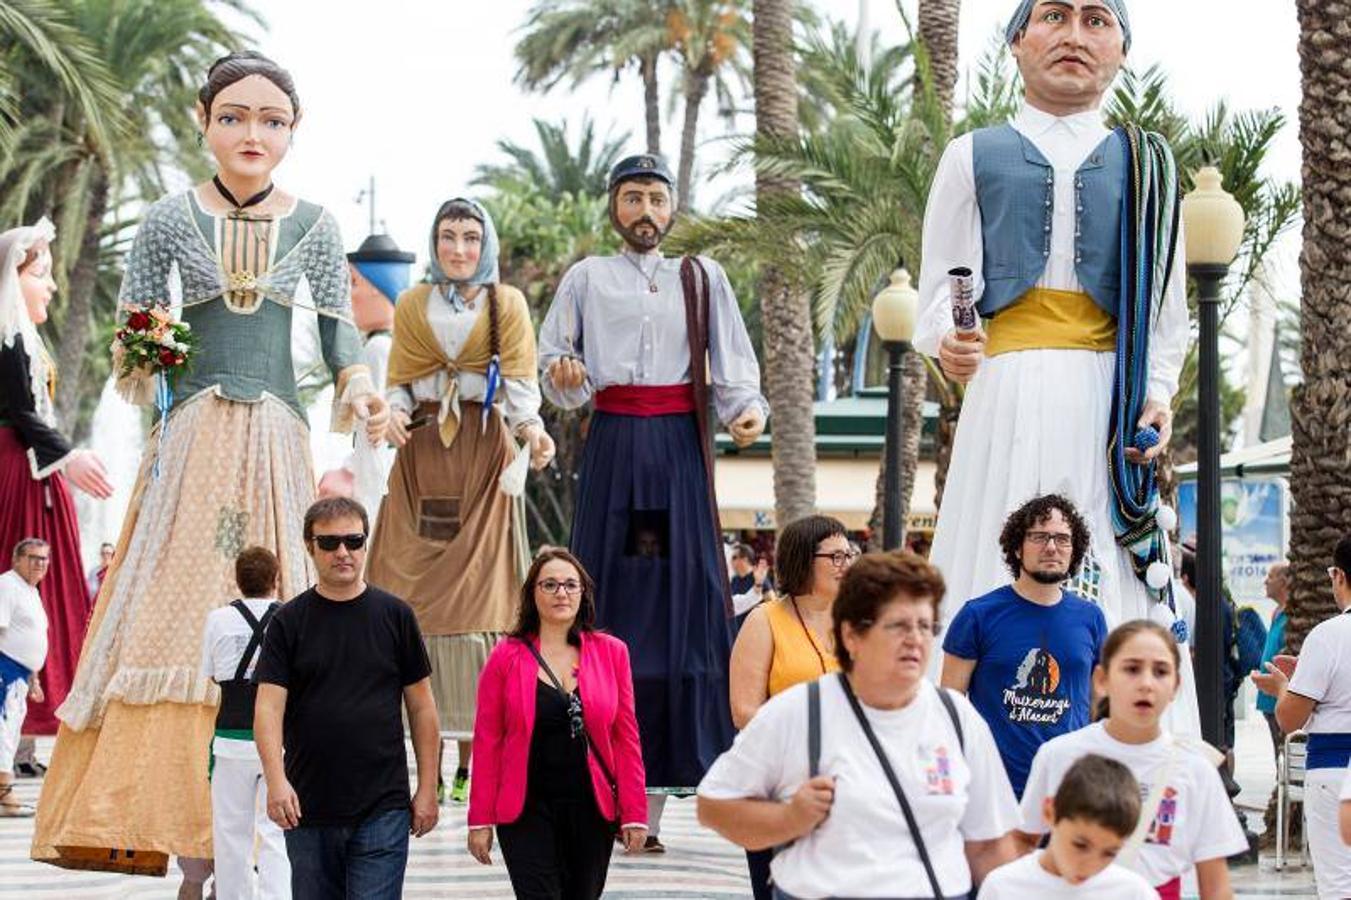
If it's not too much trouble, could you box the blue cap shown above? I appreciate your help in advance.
[608,154,675,192]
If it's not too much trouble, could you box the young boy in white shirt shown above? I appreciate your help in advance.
[982,754,1155,898]
[199,546,289,899]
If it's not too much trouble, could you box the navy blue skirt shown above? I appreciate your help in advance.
[570,410,734,789]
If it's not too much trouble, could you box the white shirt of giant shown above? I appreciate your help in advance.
[698,676,1019,899]
[0,568,47,673]
[914,104,1189,405]
[1287,608,1351,733]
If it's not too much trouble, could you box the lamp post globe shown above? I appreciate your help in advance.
[1181,166,1245,749]
[873,268,918,551]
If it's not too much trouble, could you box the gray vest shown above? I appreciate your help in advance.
[972,123,1124,318]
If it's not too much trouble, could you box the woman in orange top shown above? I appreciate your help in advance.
[727,514,854,900]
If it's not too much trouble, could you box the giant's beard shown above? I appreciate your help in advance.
[609,205,673,253]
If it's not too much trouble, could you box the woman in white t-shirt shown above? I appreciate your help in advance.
[1019,621,1246,900]
[697,551,1019,899]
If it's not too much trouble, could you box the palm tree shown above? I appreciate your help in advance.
[1286,1,1349,652]
[753,0,815,526]
[473,115,629,198]
[0,0,251,437]
[0,0,121,155]
[667,0,752,209]
[514,0,672,155]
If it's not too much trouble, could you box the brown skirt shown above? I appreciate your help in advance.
[367,401,520,636]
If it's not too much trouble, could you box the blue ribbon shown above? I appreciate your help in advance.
[153,370,173,479]
[482,354,501,432]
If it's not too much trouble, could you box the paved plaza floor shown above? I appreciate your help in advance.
[0,713,1321,897]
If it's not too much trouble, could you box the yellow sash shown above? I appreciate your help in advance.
[985,288,1117,357]
[386,283,537,447]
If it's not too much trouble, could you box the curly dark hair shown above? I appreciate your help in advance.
[998,493,1091,579]
[509,548,597,647]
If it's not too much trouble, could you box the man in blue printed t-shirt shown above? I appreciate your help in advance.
[941,494,1108,797]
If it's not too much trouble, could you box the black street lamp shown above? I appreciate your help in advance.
[871,268,919,551]
[1181,166,1246,749]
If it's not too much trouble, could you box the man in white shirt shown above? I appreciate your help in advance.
[0,538,50,817]
[916,1,1191,682]
[1252,533,1351,898]
[199,546,289,899]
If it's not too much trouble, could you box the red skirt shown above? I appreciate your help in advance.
[0,426,89,735]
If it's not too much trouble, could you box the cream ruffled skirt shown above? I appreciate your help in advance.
[33,390,316,871]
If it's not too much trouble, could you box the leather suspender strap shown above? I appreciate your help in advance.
[678,256,733,616]
[229,599,278,682]
[837,673,949,900]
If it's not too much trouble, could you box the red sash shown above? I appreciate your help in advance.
[594,384,696,416]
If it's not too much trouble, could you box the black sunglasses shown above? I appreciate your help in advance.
[312,533,367,552]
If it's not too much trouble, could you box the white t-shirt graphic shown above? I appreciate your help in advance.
[699,676,1019,899]
[1020,722,1246,887]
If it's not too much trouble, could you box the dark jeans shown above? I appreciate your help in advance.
[497,794,616,899]
[747,847,773,900]
[284,807,410,900]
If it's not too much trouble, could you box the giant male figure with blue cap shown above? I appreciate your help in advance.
[916,1,1200,742]
[318,232,417,514]
[539,154,767,847]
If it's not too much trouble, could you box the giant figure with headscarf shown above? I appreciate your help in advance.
[916,0,1199,736]
[366,197,554,803]
[538,155,767,844]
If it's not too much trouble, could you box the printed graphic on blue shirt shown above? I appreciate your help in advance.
[1003,647,1074,725]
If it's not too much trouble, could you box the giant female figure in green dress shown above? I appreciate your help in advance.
[32,52,388,876]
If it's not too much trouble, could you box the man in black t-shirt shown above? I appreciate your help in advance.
[255,497,439,900]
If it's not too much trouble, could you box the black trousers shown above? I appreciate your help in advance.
[497,793,617,900]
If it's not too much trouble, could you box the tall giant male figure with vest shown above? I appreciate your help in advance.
[916,0,1198,731]
[539,155,767,845]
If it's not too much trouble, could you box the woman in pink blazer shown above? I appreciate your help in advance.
[467,548,647,899]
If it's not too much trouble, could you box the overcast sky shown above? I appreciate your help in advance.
[222,0,1302,287]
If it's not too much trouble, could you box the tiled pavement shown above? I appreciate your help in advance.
[0,715,1320,897]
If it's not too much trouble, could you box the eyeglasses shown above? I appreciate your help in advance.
[312,533,366,552]
[814,550,860,568]
[538,578,582,596]
[1026,531,1073,549]
[871,617,942,638]
[24,554,50,564]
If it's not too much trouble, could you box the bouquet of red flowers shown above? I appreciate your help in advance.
[112,306,196,406]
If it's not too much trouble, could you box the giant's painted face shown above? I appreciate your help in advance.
[18,243,56,326]
[198,74,298,186]
[1011,1,1126,112]
[610,178,674,252]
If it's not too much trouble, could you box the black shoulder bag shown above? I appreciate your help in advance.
[521,639,620,821]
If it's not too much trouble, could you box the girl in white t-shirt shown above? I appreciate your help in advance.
[1018,621,1246,900]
